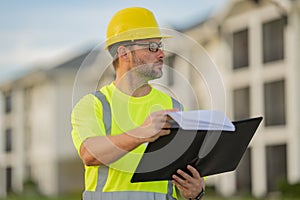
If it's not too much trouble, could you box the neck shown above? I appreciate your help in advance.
[114,73,151,97]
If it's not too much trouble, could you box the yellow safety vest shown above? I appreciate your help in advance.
[71,83,183,200]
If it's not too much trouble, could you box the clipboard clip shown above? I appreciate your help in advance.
[167,119,180,128]
[190,157,201,166]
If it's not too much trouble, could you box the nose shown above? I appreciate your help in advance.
[157,48,165,60]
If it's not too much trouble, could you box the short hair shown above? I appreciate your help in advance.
[108,41,132,70]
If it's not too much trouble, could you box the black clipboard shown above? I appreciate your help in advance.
[131,117,263,182]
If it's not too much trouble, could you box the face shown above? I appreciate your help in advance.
[130,38,165,80]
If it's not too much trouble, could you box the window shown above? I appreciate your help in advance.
[233,29,249,69]
[264,80,286,126]
[5,129,12,152]
[233,87,250,120]
[4,92,12,113]
[263,17,286,63]
[6,167,12,192]
[165,54,176,86]
[236,148,252,194]
[266,144,287,192]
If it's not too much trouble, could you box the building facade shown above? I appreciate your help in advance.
[0,49,115,197]
[167,0,300,197]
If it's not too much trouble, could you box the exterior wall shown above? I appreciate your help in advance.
[0,50,106,197]
[13,89,26,193]
[288,0,300,184]
[181,0,300,197]
[0,67,90,196]
[54,70,80,159]
[0,87,27,196]
[0,92,5,197]
[53,69,85,194]
[26,81,57,195]
[222,1,300,197]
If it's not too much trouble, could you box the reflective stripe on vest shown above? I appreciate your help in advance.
[86,91,183,200]
[93,91,112,135]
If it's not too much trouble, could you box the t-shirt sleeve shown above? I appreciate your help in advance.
[71,94,106,155]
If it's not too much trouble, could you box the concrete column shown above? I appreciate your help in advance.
[287,0,300,184]
[29,83,58,195]
[13,89,25,192]
[173,46,196,109]
[249,12,267,198]
[252,143,266,197]
[0,167,6,197]
[217,173,236,197]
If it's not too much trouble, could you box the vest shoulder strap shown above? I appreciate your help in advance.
[171,97,183,111]
[92,91,112,135]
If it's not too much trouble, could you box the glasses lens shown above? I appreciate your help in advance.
[128,42,162,52]
[149,42,158,52]
[149,42,163,52]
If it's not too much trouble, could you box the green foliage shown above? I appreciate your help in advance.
[0,179,81,200]
[278,180,300,198]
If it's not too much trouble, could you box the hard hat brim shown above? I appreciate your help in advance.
[105,27,172,50]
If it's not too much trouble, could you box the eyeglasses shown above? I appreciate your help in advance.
[124,41,163,52]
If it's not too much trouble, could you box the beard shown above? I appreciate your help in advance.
[132,51,163,80]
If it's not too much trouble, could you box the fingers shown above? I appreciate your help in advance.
[187,165,201,179]
[151,109,179,119]
[140,109,177,142]
[157,108,179,114]
[172,174,188,188]
[176,169,191,181]
[172,173,194,198]
[151,109,179,118]
[172,165,205,199]
[163,121,171,129]
[150,110,173,129]
[172,178,189,194]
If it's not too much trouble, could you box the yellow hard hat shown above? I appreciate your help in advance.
[105,7,171,49]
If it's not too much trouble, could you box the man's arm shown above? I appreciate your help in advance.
[80,109,175,166]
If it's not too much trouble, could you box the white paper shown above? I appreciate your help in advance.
[167,110,235,131]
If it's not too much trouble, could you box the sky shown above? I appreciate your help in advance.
[0,0,227,82]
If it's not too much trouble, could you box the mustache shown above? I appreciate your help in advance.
[153,60,163,66]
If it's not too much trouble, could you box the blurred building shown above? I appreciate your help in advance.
[166,0,300,197]
[0,48,115,197]
[0,0,300,198]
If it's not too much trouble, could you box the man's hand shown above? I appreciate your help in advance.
[172,165,205,199]
[127,109,178,142]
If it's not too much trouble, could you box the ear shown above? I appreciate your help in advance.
[117,46,131,59]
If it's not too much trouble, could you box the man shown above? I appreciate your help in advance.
[71,7,205,200]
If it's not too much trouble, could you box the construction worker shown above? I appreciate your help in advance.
[71,7,205,200]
